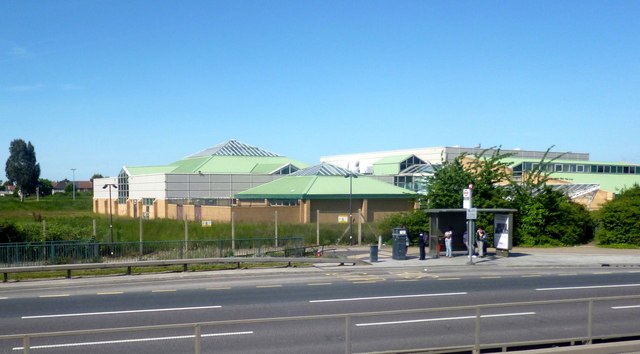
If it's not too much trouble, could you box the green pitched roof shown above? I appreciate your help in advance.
[123,140,308,176]
[373,154,426,175]
[236,175,417,200]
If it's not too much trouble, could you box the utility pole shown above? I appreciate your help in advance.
[71,168,76,200]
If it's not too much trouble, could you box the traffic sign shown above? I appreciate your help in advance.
[466,207,477,220]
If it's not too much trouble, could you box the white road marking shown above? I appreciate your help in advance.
[256,284,282,288]
[38,294,70,298]
[151,289,176,293]
[356,312,536,327]
[97,292,123,295]
[12,331,253,350]
[612,305,640,310]
[22,305,222,319]
[0,297,8,300]
[310,292,466,303]
[307,283,332,286]
[537,283,640,291]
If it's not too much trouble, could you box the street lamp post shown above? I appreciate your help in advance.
[102,183,117,243]
[71,168,76,200]
[345,173,358,245]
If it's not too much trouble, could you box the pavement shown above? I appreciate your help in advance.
[327,244,640,269]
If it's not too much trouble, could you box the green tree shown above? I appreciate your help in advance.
[5,139,41,200]
[467,148,513,208]
[596,184,640,246]
[508,147,594,246]
[423,155,471,209]
[90,173,104,182]
[422,146,594,246]
[37,178,54,196]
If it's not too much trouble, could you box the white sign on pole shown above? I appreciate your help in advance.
[463,188,472,209]
[466,208,477,220]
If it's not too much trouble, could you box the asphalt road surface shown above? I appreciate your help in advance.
[1,265,640,353]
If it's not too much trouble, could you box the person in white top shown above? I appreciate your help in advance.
[444,227,453,258]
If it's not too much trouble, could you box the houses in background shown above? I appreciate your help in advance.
[52,180,93,194]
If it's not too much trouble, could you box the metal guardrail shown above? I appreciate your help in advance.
[0,238,304,267]
[1,295,639,354]
[0,256,363,282]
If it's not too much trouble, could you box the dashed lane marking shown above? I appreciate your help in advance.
[21,305,222,319]
[39,294,70,298]
[307,283,332,286]
[151,289,176,293]
[256,285,282,288]
[97,292,123,295]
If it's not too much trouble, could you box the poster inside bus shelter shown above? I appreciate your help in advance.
[494,214,511,250]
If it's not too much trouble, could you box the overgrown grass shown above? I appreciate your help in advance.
[0,193,384,245]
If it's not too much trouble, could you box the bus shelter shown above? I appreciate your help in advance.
[423,208,517,259]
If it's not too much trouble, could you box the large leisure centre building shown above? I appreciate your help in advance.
[94,140,640,223]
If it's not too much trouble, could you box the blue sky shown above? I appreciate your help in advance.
[1,0,638,181]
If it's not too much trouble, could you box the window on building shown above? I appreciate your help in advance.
[554,164,563,172]
[400,156,425,171]
[117,170,129,204]
[269,199,299,206]
[576,165,584,173]
[512,163,523,176]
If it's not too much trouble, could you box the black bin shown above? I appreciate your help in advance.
[392,227,408,260]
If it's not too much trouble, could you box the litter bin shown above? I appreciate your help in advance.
[369,245,378,262]
[392,227,408,260]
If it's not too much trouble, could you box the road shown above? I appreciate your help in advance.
[1,265,640,353]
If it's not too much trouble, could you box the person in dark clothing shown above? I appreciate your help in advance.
[418,231,427,260]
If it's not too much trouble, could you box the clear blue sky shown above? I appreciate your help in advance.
[1,0,638,181]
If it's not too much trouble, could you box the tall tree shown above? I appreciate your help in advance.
[423,154,472,209]
[5,139,41,200]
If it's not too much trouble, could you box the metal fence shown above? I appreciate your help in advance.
[1,295,640,354]
[0,238,304,267]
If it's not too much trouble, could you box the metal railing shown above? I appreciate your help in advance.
[2,295,640,354]
[0,238,304,267]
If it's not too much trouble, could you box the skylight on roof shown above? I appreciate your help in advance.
[188,140,280,158]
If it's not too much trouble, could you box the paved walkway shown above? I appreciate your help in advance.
[331,245,640,269]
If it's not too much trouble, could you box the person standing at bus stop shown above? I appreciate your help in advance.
[418,231,428,260]
[444,227,453,258]
[477,227,487,257]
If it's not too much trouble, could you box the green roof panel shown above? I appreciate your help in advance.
[236,175,417,200]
